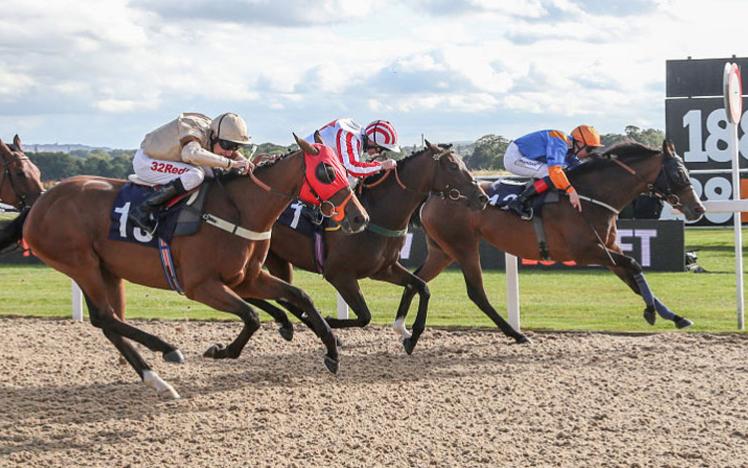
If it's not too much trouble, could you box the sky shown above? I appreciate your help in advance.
[0,0,745,149]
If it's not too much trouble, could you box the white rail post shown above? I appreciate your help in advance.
[505,253,520,331]
[336,292,349,319]
[71,281,84,322]
[724,62,744,330]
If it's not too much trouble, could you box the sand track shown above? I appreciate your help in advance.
[1,317,747,467]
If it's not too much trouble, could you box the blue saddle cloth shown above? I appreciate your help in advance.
[485,179,527,208]
[108,183,183,248]
[486,178,557,215]
[276,201,323,238]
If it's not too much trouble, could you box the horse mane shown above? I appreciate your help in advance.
[253,149,298,173]
[569,139,660,179]
[361,143,455,186]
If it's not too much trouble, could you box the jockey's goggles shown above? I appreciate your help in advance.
[218,139,242,151]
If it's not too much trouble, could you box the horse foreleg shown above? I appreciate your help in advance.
[606,251,693,329]
[393,238,452,342]
[235,271,339,374]
[188,280,262,359]
[246,299,295,341]
[256,253,296,340]
[371,263,430,355]
[323,275,372,329]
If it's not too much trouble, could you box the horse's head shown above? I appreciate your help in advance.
[651,140,705,222]
[421,140,488,210]
[0,135,44,209]
[294,133,369,234]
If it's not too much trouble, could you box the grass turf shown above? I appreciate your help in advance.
[0,227,745,332]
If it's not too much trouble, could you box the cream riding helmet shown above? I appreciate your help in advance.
[211,113,251,151]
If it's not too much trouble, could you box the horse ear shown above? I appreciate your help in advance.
[425,139,439,152]
[313,130,323,144]
[0,138,11,160]
[13,134,22,150]
[293,132,319,156]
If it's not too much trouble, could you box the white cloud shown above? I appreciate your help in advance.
[0,0,743,147]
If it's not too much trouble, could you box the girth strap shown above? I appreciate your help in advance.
[366,223,408,238]
[532,215,550,260]
[201,213,272,241]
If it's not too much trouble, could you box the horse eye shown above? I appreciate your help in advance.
[315,163,336,184]
[16,171,26,178]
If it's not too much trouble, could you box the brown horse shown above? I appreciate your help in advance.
[395,140,706,354]
[246,142,488,342]
[0,136,368,399]
[0,135,44,210]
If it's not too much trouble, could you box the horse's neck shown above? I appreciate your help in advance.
[221,152,304,230]
[366,153,434,228]
[574,156,659,211]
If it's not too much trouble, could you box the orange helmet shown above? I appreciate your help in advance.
[570,125,603,148]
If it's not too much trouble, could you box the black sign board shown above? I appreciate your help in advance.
[399,219,685,272]
[665,57,748,226]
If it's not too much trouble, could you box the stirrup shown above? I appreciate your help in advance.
[520,207,534,221]
[129,211,158,236]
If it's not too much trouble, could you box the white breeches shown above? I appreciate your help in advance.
[132,149,205,190]
[503,142,549,179]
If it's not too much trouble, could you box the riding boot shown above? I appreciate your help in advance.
[128,179,187,236]
[507,178,547,221]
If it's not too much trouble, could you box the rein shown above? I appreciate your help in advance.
[362,149,471,202]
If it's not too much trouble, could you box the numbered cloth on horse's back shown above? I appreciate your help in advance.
[485,178,559,214]
[108,183,186,247]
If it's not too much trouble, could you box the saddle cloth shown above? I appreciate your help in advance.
[276,201,327,273]
[485,178,559,216]
[108,182,207,248]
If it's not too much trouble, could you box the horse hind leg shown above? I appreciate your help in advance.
[457,245,529,343]
[190,280,262,360]
[80,281,180,399]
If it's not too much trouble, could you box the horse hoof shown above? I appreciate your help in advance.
[163,349,185,364]
[278,324,294,341]
[402,337,415,355]
[515,334,531,344]
[675,318,693,329]
[324,355,339,375]
[643,306,656,325]
[203,343,225,359]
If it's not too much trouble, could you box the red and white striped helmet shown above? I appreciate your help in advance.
[364,120,401,153]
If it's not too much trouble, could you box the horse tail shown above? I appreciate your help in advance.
[0,207,30,251]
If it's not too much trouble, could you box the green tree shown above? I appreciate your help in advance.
[465,134,510,170]
[600,126,665,148]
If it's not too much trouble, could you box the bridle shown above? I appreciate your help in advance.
[245,151,355,224]
[361,147,477,203]
[0,153,34,210]
[606,151,691,210]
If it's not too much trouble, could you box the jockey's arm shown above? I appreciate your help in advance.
[180,139,233,169]
[548,165,574,194]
